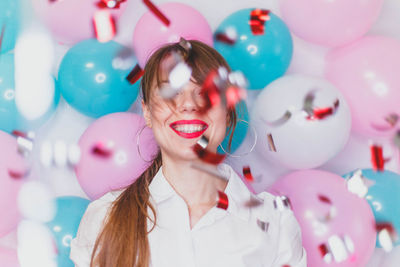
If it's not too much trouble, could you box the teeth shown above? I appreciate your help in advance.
[174,124,205,133]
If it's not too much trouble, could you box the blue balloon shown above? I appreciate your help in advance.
[218,101,249,154]
[46,196,90,265]
[0,54,18,133]
[0,1,20,54]
[343,169,400,248]
[58,39,140,118]
[0,53,60,133]
[214,9,293,90]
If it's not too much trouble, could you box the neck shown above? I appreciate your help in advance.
[161,156,228,207]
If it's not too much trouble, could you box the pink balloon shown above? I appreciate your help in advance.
[75,112,159,200]
[32,0,128,44]
[0,166,23,238]
[133,2,213,67]
[0,246,19,267]
[325,36,400,138]
[280,0,384,47]
[269,170,376,267]
[0,130,29,238]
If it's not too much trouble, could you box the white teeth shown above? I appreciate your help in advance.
[174,124,205,133]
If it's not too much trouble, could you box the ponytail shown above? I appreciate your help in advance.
[90,152,162,267]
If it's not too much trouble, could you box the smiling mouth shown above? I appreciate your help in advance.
[170,120,208,139]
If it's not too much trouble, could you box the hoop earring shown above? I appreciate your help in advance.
[219,119,258,158]
[136,125,155,163]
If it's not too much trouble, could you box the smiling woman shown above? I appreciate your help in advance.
[69,40,307,267]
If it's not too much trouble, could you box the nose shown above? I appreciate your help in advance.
[176,88,199,113]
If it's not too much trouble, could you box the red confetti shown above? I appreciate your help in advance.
[192,143,226,164]
[376,223,396,235]
[243,166,254,182]
[92,142,113,158]
[8,169,27,179]
[215,32,236,45]
[199,70,222,113]
[217,190,229,210]
[318,195,332,205]
[12,130,28,139]
[96,0,127,9]
[319,244,330,258]
[225,86,242,108]
[126,64,145,85]
[93,10,116,43]
[307,99,340,120]
[143,0,170,26]
[249,9,270,35]
[370,144,386,172]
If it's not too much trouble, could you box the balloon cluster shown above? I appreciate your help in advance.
[0,0,399,266]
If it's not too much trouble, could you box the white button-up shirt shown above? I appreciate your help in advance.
[70,163,306,267]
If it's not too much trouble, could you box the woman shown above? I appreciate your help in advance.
[70,40,306,267]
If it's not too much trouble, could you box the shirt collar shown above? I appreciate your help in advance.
[148,163,251,222]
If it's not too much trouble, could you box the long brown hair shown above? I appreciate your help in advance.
[90,40,237,267]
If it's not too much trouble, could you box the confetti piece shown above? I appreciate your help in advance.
[264,111,292,127]
[160,61,192,99]
[0,24,5,52]
[370,143,390,172]
[318,194,332,204]
[143,0,170,26]
[317,194,337,222]
[96,0,127,9]
[92,142,114,158]
[249,9,270,35]
[256,219,269,232]
[345,169,374,198]
[198,68,247,113]
[376,223,397,252]
[199,70,222,112]
[328,235,349,262]
[93,10,116,43]
[12,130,35,157]
[54,140,68,167]
[215,32,236,45]
[371,113,399,131]
[217,190,229,210]
[267,133,277,152]
[319,235,355,263]
[243,165,254,182]
[12,130,35,140]
[178,37,191,53]
[190,162,228,181]
[126,64,145,85]
[243,195,264,208]
[303,90,340,120]
[192,143,226,164]
[319,244,332,263]
[8,169,28,179]
[273,196,291,211]
[394,130,400,148]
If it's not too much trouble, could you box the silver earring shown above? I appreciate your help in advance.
[218,119,258,158]
[136,125,156,163]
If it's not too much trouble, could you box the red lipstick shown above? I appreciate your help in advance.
[169,120,208,139]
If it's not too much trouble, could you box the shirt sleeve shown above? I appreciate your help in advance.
[69,195,114,267]
[272,208,307,267]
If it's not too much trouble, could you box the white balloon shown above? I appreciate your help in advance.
[251,74,351,169]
